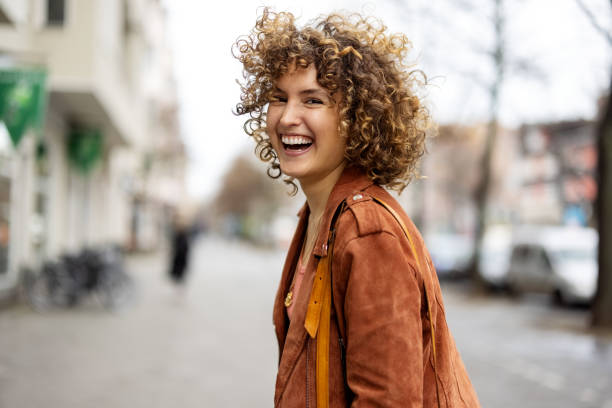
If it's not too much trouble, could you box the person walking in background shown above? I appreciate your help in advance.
[234,8,480,407]
[169,212,191,285]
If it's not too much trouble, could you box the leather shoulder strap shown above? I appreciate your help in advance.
[306,197,441,408]
[371,197,440,406]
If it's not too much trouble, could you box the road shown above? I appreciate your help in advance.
[0,235,611,407]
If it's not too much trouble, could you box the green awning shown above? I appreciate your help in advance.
[0,68,47,147]
[68,127,103,173]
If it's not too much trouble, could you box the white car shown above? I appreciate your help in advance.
[425,232,474,279]
[506,226,598,304]
[478,226,513,289]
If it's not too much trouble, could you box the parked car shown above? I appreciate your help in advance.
[506,226,598,305]
[478,225,513,289]
[425,232,474,279]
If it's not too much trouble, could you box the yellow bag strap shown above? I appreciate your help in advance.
[304,197,440,408]
[305,206,341,408]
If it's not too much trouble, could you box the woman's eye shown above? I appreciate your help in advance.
[306,98,324,105]
[270,95,287,103]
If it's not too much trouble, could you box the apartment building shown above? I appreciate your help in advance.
[518,120,597,226]
[0,0,187,298]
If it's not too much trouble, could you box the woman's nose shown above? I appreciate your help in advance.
[279,102,301,127]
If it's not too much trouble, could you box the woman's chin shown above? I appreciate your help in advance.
[279,164,306,180]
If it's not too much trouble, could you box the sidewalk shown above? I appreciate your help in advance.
[0,236,283,408]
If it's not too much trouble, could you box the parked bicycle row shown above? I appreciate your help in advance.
[22,245,134,311]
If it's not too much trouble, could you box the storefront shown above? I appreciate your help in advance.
[0,125,11,277]
[0,67,47,298]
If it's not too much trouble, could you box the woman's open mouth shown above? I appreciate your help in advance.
[281,135,313,152]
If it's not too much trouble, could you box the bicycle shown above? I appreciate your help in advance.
[23,246,134,311]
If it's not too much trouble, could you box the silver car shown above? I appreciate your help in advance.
[506,226,598,305]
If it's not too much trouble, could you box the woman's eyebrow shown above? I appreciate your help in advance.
[300,89,328,96]
[272,87,330,98]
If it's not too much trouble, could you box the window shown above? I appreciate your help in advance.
[47,0,65,26]
[536,248,553,273]
[511,245,529,262]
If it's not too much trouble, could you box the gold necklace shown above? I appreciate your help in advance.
[285,213,322,308]
[284,257,303,307]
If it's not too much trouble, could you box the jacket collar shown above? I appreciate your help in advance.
[311,166,373,257]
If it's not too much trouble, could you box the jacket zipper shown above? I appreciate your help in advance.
[306,338,310,408]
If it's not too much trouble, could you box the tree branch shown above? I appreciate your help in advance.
[507,57,548,83]
[575,0,612,46]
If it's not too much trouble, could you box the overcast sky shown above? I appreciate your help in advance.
[164,0,611,201]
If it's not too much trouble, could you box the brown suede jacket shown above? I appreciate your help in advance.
[272,167,481,407]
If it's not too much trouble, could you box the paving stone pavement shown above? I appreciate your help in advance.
[0,235,611,408]
[0,236,281,408]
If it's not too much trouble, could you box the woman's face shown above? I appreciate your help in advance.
[266,64,346,187]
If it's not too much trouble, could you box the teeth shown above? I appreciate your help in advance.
[281,135,313,145]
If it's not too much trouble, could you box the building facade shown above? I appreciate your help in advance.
[0,0,187,299]
[518,120,597,226]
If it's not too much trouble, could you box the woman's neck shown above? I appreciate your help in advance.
[300,162,346,221]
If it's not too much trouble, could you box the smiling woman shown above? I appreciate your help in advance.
[267,64,346,190]
[233,8,480,408]
[233,9,430,194]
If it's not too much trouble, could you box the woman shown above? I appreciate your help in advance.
[234,9,480,407]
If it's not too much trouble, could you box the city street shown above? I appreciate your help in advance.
[0,235,611,408]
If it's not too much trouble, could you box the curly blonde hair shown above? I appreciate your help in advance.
[233,8,431,193]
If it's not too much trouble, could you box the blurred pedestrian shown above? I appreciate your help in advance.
[169,212,191,285]
[234,8,480,407]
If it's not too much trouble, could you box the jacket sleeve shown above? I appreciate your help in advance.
[340,230,423,407]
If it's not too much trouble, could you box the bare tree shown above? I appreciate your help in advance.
[392,0,543,283]
[213,152,288,241]
[575,0,612,328]
[593,78,612,328]
[469,0,505,284]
